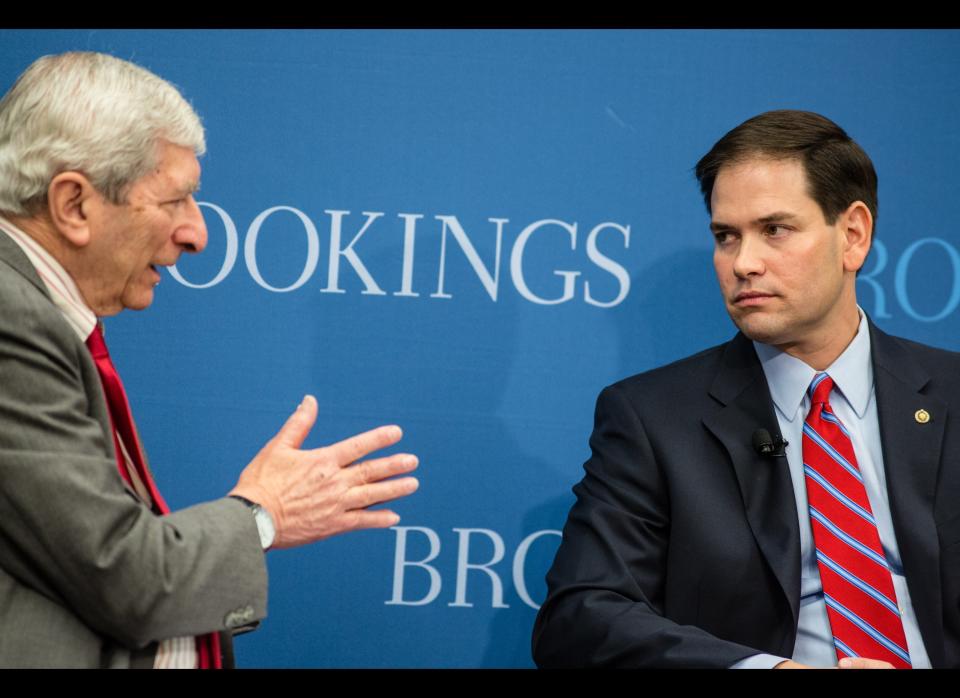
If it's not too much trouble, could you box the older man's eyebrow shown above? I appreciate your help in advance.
[173,180,200,198]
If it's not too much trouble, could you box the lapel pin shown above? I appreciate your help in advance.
[915,409,930,424]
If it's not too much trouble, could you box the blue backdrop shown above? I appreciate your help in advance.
[2,29,959,667]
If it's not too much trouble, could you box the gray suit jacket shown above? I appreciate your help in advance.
[0,231,268,668]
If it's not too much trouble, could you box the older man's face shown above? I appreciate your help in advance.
[85,140,207,315]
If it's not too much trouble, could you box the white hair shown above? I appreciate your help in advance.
[0,51,206,216]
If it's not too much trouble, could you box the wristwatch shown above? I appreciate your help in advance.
[229,495,276,550]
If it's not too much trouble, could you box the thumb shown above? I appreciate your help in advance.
[275,394,318,448]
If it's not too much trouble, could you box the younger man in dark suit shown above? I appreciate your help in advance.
[533,110,960,669]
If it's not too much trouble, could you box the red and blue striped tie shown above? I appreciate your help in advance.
[802,372,911,668]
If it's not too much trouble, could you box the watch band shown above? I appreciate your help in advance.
[229,495,276,550]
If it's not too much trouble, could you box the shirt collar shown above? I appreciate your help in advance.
[753,309,873,421]
[0,214,98,341]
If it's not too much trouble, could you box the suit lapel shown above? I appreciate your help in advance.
[0,225,52,299]
[702,333,802,629]
[870,323,946,666]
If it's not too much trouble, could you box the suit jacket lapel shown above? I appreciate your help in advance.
[702,333,802,633]
[870,322,946,666]
[0,226,52,299]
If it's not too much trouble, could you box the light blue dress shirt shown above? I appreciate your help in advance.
[733,312,930,669]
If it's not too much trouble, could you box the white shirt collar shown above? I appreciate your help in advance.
[0,214,97,341]
[753,309,873,421]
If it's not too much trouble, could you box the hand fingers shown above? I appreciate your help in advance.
[340,508,403,533]
[346,476,420,510]
[327,424,403,465]
[274,395,318,448]
[348,453,419,485]
[837,657,895,669]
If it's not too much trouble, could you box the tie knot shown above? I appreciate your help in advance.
[808,372,834,405]
[85,324,109,360]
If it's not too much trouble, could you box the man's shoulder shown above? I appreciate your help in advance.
[0,237,73,331]
[872,324,960,376]
[0,237,49,311]
[0,243,85,382]
[877,330,960,363]
[604,338,735,402]
[869,325,960,420]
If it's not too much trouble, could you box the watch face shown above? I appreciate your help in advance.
[253,505,276,549]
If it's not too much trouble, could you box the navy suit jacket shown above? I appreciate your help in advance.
[532,325,960,668]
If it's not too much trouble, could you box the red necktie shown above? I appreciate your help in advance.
[86,323,221,669]
[802,373,911,668]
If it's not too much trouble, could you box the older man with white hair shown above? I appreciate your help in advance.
[0,51,419,668]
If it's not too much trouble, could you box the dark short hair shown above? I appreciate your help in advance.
[694,110,877,229]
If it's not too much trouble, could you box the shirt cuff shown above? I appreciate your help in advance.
[730,654,790,669]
